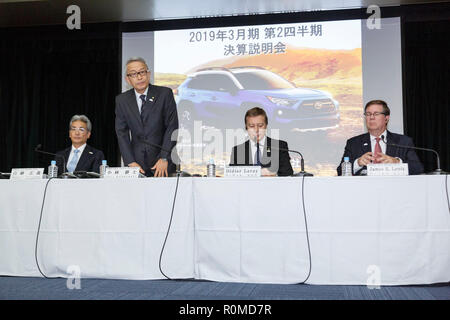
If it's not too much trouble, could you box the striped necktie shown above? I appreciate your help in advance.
[140,94,146,120]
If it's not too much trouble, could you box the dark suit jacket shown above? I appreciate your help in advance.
[229,137,294,176]
[337,131,424,176]
[115,85,178,175]
[55,144,105,176]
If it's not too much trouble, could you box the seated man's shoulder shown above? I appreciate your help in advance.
[343,132,369,146]
[389,131,411,139]
[233,141,247,150]
[268,137,288,148]
[56,146,71,155]
[86,145,104,156]
[349,132,368,141]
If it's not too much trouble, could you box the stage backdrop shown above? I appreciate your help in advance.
[122,18,405,176]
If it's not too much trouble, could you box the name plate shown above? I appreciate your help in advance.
[10,168,45,180]
[224,166,261,177]
[367,163,409,176]
[103,167,140,179]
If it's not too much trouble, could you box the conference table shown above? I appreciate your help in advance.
[0,175,449,285]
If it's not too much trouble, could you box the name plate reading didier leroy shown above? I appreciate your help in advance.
[103,167,141,179]
[367,163,409,176]
[224,166,261,177]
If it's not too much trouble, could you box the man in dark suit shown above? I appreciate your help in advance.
[115,57,178,177]
[230,107,293,176]
[337,100,424,175]
[56,115,105,176]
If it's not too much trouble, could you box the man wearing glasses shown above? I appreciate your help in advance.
[56,115,105,176]
[115,57,178,177]
[337,100,424,175]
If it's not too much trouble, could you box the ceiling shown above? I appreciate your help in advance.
[0,0,447,27]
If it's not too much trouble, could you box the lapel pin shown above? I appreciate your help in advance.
[363,143,368,146]
[149,96,154,102]
[89,151,93,154]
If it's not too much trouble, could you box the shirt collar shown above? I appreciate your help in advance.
[370,130,387,142]
[72,143,87,154]
[134,87,149,101]
[250,135,266,148]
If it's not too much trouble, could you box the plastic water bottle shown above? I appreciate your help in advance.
[48,160,58,178]
[207,159,216,177]
[341,157,352,176]
[99,160,108,178]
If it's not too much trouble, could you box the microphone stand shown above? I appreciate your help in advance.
[0,172,11,179]
[381,136,446,175]
[289,150,314,177]
[34,144,66,177]
[270,146,313,177]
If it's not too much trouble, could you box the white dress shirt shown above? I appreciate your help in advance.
[67,143,87,171]
[134,88,149,114]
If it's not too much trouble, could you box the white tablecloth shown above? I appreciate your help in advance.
[194,176,450,284]
[0,178,194,280]
[1,176,449,285]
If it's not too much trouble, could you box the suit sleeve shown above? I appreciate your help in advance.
[115,96,135,165]
[160,88,179,160]
[229,146,237,166]
[55,151,66,176]
[402,136,424,175]
[278,141,293,176]
[91,150,105,173]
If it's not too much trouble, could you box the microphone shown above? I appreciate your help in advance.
[0,172,11,179]
[270,146,313,177]
[34,144,66,176]
[60,172,79,179]
[138,138,191,177]
[73,171,100,178]
[381,135,446,175]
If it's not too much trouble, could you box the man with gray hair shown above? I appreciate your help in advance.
[56,114,105,176]
[115,57,178,177]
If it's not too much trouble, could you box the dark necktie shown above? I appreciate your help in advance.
[255,143,262,166]
[139,94,146,120]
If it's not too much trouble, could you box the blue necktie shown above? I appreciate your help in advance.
[140,94,146,120]
[67,149,80,173]
[254,143,261,166]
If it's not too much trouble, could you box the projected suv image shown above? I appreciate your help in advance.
[176,67,340,130]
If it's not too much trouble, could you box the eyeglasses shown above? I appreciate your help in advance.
[70,127,87,133]
[364,112,386,117]
[126,70,149,78]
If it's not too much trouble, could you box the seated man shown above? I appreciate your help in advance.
[230,107,293,176]
[56,115,105,176]
[337,99,424,175]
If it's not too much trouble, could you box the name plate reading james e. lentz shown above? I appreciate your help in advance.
[224,166,261,177]
[367,163,409,176]
[10,168,45,180]
[103,167,141,179]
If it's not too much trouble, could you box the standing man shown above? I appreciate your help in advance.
[230,107,293,176]
[56,115,105,176]
[337,99,424,175]
[115,57,179,177]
